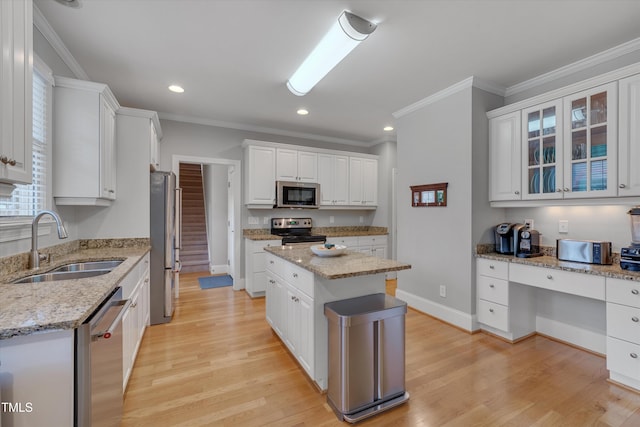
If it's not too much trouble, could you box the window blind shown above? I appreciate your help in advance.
[0,71,49,216]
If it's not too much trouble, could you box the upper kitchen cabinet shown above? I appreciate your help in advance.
[276,148,317,182]
[618,74,640,196]
[317,153,349,206]
[562,83,617,199]
[349,156,378,207]
[53,76,120,206]
[0,0,33,196]
[489,111,521,201]
[244,143,276,208]
[521,100,563,200]
[116,107,162,171]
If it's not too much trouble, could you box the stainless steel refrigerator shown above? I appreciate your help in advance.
[150,171,181,324]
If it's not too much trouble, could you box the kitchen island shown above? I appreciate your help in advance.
[264,244,411,390]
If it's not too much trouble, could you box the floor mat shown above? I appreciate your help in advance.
[198,275,233,289]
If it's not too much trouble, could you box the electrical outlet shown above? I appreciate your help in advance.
[329,216,334,224]
[359,216,364,223]
[439,285,446,298]
[525,218,534,230]
[559,219,569,233]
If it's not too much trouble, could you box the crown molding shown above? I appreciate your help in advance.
[393,76,506,119]
[157,112,373,148]
[505,37,640,97]
[33,5,89,80]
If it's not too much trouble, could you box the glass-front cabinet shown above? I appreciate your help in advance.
[522,100,563,200]
[562,83,617,199]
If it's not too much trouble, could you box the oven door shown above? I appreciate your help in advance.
[276,181,320,208]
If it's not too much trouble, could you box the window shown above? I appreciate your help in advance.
[0,59,52,217]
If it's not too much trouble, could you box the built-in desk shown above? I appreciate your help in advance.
[476,253,640,392]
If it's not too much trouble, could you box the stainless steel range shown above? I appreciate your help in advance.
[271,217,326,246]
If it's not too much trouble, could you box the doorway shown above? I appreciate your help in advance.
[172,155,242,292]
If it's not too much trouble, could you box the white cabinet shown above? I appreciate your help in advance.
[489,112,522,201]
[244,144,276,207]
[244,238,280,298]
[317,153,349,206]
[326,235,388,259]
[618,74,640,196]
[349,157,378,206]
[606,277,640,390]
[276,148,317,182]
[0,0,33,196]
[149,119,160,170]
[265,253,315,378]
[122,253,150,390]
[53,76,120,206]
[0,330,74,427]
[476,258,535,341]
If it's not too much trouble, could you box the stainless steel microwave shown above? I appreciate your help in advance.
[276,181,320,208]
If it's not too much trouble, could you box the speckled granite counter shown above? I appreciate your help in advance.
[476,250,640,282]
[0,239,150,339]
[243,226,388,241]
[264,244,410,279]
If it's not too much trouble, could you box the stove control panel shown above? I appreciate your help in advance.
[271,217,312,230]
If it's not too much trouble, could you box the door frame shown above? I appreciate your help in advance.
[172,155,243,291]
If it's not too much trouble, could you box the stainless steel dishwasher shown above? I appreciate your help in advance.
[75,287,130,427]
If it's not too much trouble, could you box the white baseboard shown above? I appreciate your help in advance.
[395,289,477,332]
[233,277,245,291]
[209,264,229,275]
[536,316,606,354]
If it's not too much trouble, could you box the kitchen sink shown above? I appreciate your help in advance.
[12,259,124,284]
[51,260,123,272]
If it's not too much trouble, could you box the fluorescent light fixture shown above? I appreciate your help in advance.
[168,85,185,93]
[287,11,376,96]
[383,126,394,132]
[297,109,309,115]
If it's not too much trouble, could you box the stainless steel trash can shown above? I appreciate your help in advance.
[324,293,409,423]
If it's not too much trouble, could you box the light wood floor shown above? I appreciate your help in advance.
[123,272,640,426]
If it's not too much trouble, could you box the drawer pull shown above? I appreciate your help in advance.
[489,284,495,288]
[631,353,638,359]
[489,265,495,269]
[489,308,494,313]
[633,317,639,323]
[269,260,274,264]
[292,273,298,278]
[633,289,640,295]
[546,274,553,280]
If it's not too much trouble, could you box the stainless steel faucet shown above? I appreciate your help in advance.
[30,210,69,269]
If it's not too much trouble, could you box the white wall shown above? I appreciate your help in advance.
[203,164,228,272]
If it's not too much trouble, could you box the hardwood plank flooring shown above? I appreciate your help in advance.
[123,273,640,426]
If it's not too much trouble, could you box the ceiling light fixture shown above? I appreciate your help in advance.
[168,85,185,93]
[297,109,309,115]
[54,0,82,7]
[383,126,394,132]
[286,10,377,96]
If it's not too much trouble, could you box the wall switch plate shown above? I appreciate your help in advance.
[329,216,334,224]
[263,217,269,224]
[559,220,569,233]
[439,285,446,298]
[525,218,534,229]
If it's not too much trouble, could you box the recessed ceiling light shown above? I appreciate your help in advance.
[383,126,394,131]
[54,0,82,7]
[168,85,185,93]
[297,109,309,116]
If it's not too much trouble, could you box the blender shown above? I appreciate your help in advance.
[620,207,640,271]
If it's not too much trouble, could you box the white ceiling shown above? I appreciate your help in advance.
[34,0,640,146]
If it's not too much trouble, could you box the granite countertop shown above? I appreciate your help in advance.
[0,242,150,339]
[476,251,640,282]
[264,244,410,280]
[244,226,388,241]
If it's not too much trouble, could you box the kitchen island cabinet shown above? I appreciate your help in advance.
[264,245,410,390]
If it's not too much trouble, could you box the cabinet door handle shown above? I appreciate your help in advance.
[631,353,638,359]
[620,184,627,189]
[489,308,494,313]
[0,156,16,166]
[269,260,274,264]
[556,188,562,193]
[489,265,495,269]
[564,188,570,192]
[292,273,298,278]
[632,289,639,295]
[633,317,639,323]
[291,295,295,301]
[546,274,553,280]
[514,190,520,195]
[489,284,495,288]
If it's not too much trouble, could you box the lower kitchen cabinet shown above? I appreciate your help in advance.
[606,277,640,390]
[245,238,281,298]
[122,253,150,390]
[265,253,315,378]
[0,330,74,427]
[326,235,388,259]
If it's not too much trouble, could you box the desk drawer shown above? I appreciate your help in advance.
[476,258,508,280]
[477,299,509,332]
[477,276,508,305]
[509,263,605,301]
[607,278,640,308]
[607,337,640,380]
[607,302,640,343]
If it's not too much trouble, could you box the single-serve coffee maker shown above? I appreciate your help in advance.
[514,224,542,258]
[494,223,520,254]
